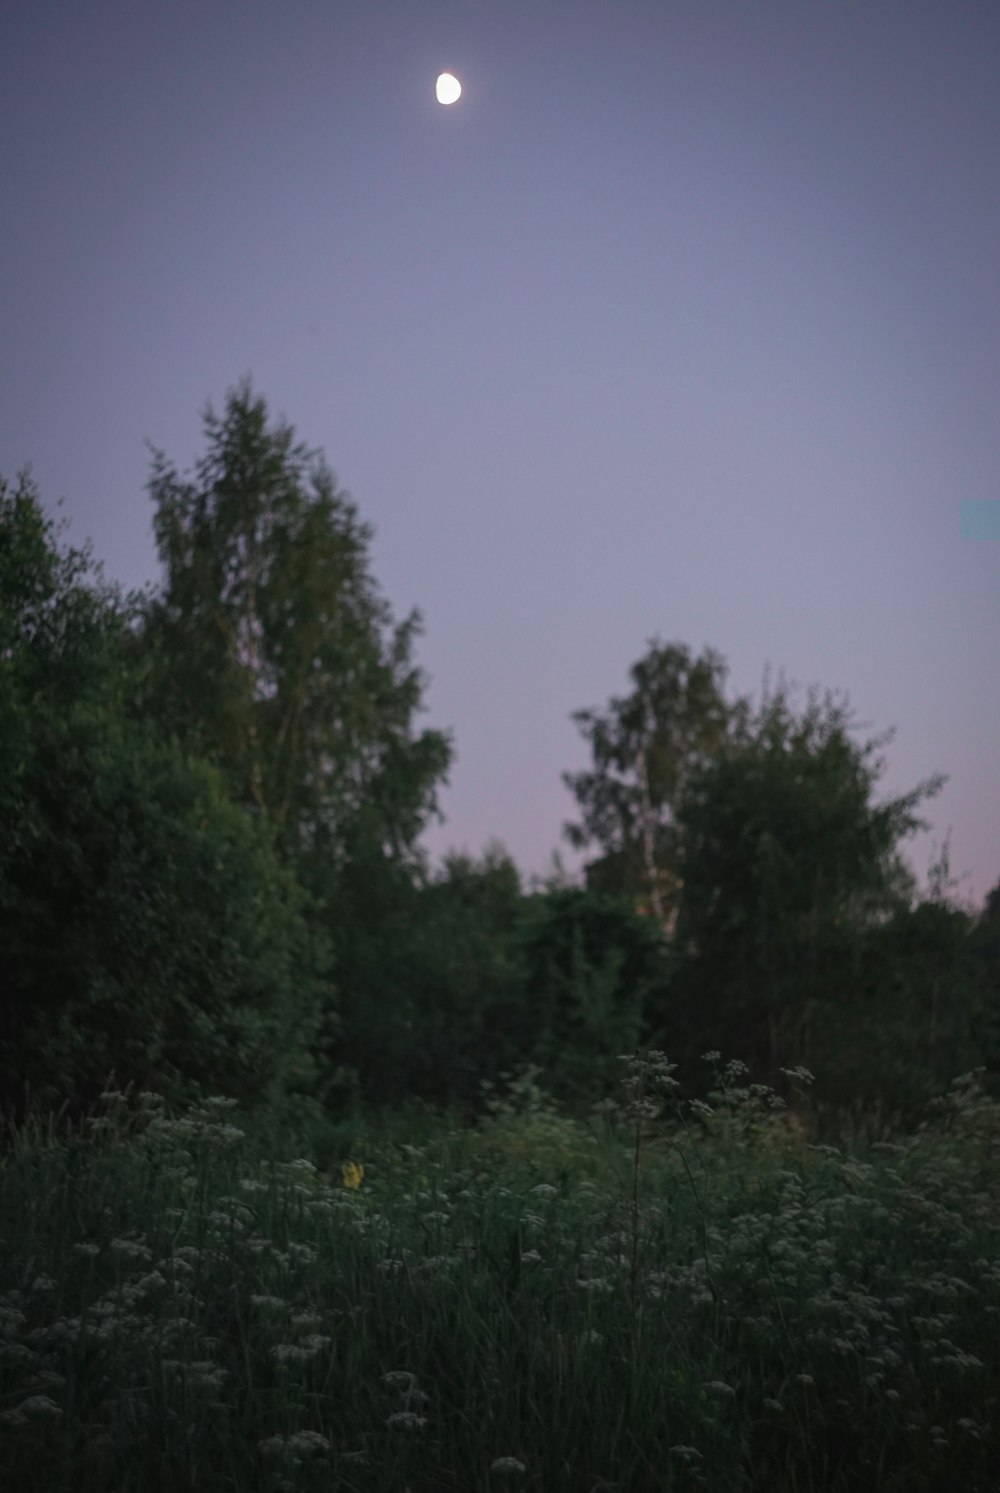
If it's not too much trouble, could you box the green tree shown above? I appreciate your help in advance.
[329,842,526,1110]
[807,898,990,1123]
[505,887,670,1106]
[136,380,452,889]
[563,640,744,926]
[971,877,1000,1086]
[0,472,329,1120]
[669,680,944,1086]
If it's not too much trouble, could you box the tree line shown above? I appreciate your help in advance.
[2,380,998,1132]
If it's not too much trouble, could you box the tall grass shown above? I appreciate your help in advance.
[2,1058,1000,1491]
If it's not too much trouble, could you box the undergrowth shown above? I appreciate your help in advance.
[2,1057,999,1491]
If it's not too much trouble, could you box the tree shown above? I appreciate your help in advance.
[0,472,330,1120]
[135,380,452,890]
[504,887,670,1106]
[328,842,526,1110]
[563,640,744,926]
[806,898,990,1122]
[669,680,945,1085]
[971,877,1000,1085]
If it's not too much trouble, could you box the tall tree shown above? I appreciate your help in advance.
[669,681,945,1082]
[562,640,744,925]
[0,472,328,1119]
[136,380,452,887]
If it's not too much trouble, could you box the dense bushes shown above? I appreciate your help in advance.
[0,473,330,1121]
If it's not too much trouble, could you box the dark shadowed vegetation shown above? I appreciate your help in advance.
[2,388,999,1488]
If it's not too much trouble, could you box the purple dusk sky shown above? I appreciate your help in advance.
[2,0,998,907]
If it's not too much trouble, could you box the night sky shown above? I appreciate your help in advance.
[2,0,998,905]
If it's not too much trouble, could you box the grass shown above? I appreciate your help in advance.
[2,1055,1000,1491]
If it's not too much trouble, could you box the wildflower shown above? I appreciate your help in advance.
[342,1161,365,1190]
[386,1411,426,1431]
[529,1184,557,1199]
[272,1343,318,1365]
[110,1237,152,1261]
[289,1311,321,1331]
[208,1209,246,1230]
[703,1380,736,1399]
[383,1370,417,1391]
[30,1276,55,1294]
[258,1435,288,1460]
[189,1365,228,1390]
[284,1242,317,1266]
[287,1430,330,1456]
[72,1242,100,1259]
[13,1395,63,1421]
[491,1456,527,1476]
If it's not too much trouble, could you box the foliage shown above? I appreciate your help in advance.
[563,639,744,923]
[326,842,526,1112]
[135,378,452,890]
[0,472,330,1120]
[668,679,945,1086]
[806,899,991,1121]
[970,880,1000,1081]
[5,1059,1000,1492]
[504,887,671,1104]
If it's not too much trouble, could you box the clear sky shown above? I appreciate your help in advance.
[2,0,998,907]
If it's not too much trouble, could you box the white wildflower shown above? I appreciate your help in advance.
[491,1456,527,1476]
[258,1435,288,1460]
[386,1411,426,1431]
[284,1243,317,1265]
[272,1343,316,1365]
[110,1237,152,1261]
[383,1371,417,1391]
[13,1394,63,1421]
[287,1430,330,1456]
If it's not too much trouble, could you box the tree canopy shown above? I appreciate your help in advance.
[0,472,329,1119]
[563,639,743,924]
[135,380,452,890]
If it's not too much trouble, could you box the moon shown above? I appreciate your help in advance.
[435,72,462,105]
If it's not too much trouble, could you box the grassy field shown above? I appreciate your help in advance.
[2,1054,1000,1492]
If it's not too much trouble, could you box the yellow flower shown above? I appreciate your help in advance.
[341,1161,364,1190]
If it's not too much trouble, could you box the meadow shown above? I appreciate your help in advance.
[2,1054,1000,1493]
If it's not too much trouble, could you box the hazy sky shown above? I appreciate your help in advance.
[2,0,998,906]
